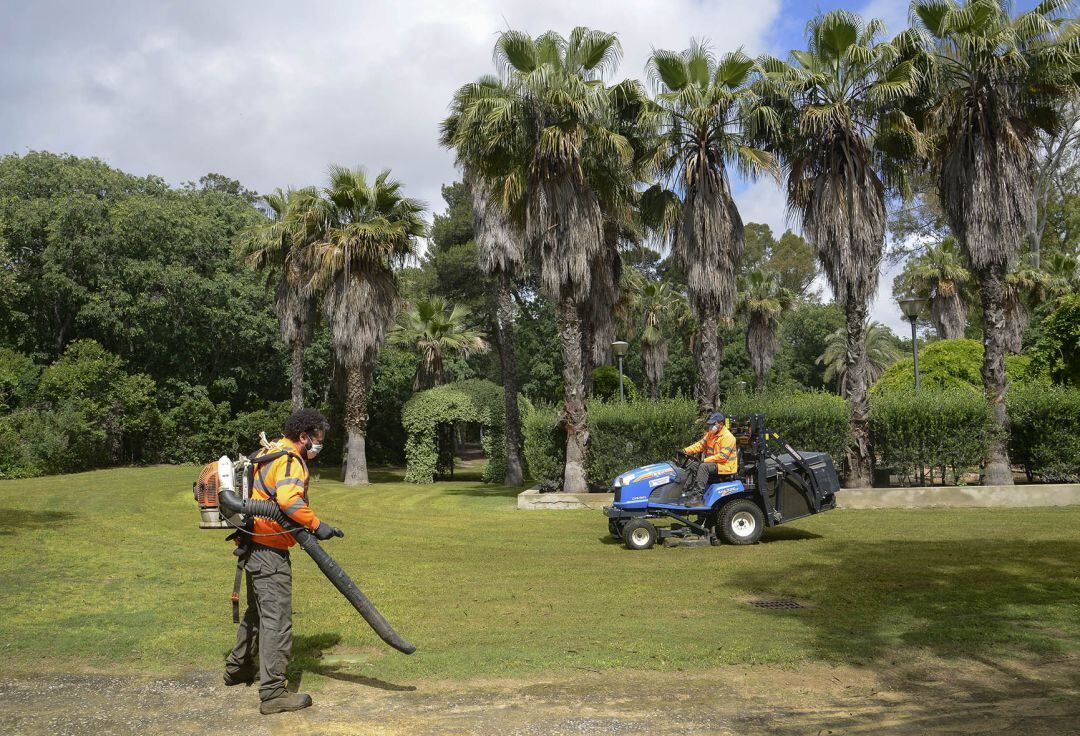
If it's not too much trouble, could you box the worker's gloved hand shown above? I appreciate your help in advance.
[314,522,345,540]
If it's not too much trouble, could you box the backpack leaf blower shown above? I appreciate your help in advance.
[195,456,416,655]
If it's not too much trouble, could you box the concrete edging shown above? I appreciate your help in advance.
[517,484,1080,510]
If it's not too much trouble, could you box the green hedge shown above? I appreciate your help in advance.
[1007,384,1080,482]
[870,388,996,485]
[873,338,1035,394]
[724,391,852,462]
[522,405,564,484]
[402,379,517,484]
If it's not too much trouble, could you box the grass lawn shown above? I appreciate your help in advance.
[0,465,1078,685]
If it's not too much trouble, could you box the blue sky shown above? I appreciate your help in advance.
[0,0,1046,331]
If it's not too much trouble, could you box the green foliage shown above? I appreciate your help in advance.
[872,339,1035,394]
[773,302,846,390]
[591,365,638,401]
[585,399,698,487]
[1007,383,1080,482]
[1029,294,1080,386]
[522,405,564,484]
[401,379,516,484]
[0,348,40,411]
[0,152,285,407]
[724,390,852,461]
[870,388,996,485]
[0,407,81,478]
[366,348,420,465]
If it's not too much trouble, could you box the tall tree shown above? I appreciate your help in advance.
[907,0,1079,483]
[442,76,529,486]
[895,236,971,339]
[626,274,690,399]
[303,167,426,485]
[389,297,488,390]
[237,187,318,410]
[737,269,795,391]
[760,10,922,485]
[462,28,633,492]
[644,42,778,414]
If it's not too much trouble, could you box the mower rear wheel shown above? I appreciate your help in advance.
[717,499,764,545]
[622,519,657,550]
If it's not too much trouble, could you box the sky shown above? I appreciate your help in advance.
[1,0,944,332]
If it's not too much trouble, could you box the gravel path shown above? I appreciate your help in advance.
[5,655,1078,735]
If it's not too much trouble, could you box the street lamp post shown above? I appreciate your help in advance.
[611,341,629,402]
[898,296,928,395]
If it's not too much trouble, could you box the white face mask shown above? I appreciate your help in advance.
[306,443,323,459]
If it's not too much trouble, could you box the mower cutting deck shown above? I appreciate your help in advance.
[604,414,840,549]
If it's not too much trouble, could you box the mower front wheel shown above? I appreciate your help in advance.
[622,519,658,550]
[717,499,764,545]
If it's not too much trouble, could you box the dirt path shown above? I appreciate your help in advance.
[5,654,1078,735]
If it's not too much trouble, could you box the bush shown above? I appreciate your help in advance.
[873,338,1034,394]
[591,365,638,401]
[870,388,996,485]
[0,407,87,478]
[401,379,516,484]
[724,390,852,462]
[522,405,563,484]
[585,398,697,487]
[1007,383,1080,482]
[1028,295,1080,386]
[0,348,40,411]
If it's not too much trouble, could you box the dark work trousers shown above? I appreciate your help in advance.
[225,544,293,701]
[693,462,719,494]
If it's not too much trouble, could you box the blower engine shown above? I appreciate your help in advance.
[192,453,416,655]
[193,455,249,529]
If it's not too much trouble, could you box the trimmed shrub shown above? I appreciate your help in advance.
[522,405,563,484]
[591,365,638,401]
[724,390,852,462]
[872,338,1034,394]
[402,379,521,484]
[1007,383,1080,482]
[585,398,697,487]
[869,388,995,485]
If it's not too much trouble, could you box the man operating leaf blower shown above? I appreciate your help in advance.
[224,408,344,714]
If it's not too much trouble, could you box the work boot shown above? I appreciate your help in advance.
[223,667,256,686]
[260,692,313,715]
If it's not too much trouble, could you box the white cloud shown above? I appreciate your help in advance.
[1,0,781,216]
[733,178,792,237]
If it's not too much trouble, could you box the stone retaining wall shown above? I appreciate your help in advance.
[517,484,1080,510]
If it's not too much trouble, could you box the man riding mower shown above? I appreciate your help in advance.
[604,413,840,549]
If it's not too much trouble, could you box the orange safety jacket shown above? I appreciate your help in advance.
[249,438,321,550]
[684,426,738,474]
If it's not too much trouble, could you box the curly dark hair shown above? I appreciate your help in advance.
[282,408,330,441]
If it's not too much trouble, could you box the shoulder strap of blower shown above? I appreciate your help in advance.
[249,448,306,500]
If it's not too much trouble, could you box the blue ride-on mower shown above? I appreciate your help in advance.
[604,414,840,549]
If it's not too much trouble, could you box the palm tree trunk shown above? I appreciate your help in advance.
[290,341,305,411]
[343,362,372,486]
[558,296,589,493]
[580,308,595,397]
[844,304,872,488]
[931,292,967,340]
[977,267,1014,485]
[695,310,720,414]
[495,270,524,486]
[1003,295,1028,354]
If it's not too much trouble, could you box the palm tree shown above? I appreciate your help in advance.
[442,75,528,486]
[625,273,690,399]
[459,28,633,492]
[302,167,426,485]
[818,321,902,394]
[737,269,795,392]
[907,0,1079,484]
[896,236,971,339]
[237,188,318,411]
[390,297,488,390]
[758,10,922,485]
[644,42,779,414]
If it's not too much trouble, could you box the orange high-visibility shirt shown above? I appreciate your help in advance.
[249,438,320,550]
[684,426,738,474]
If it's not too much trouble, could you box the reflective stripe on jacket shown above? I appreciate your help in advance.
[683,426,738,474]
[251,438,320,550]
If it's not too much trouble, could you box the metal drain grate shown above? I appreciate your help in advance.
[748,598,806,610]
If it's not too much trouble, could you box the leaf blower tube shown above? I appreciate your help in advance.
[218,488,416,655]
